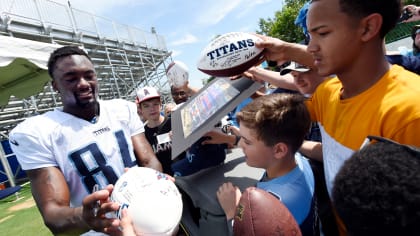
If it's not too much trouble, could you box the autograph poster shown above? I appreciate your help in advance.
[180,79,240,138]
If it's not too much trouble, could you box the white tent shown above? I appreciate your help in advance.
[0,35,61,106]
[0,35,61,186]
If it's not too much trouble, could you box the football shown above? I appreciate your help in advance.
[166,60,189,87]
[233,187,302,236]
[197,32,265,77]
[111,167,183,236]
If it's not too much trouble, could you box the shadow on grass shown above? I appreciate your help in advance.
[0,182,52,235]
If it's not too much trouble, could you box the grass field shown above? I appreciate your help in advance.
[0,182,52,235]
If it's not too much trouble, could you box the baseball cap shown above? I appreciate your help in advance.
[280,61,310,75]
[136,86,161,104]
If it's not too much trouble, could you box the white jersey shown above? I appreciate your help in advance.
[9,99,144,207]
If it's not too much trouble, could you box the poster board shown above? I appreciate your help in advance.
[171,77,261,158]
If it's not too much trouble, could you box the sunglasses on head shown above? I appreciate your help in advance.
[364,135,420,157]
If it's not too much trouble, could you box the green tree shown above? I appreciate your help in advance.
[256,0,420,43]
[404,0,420,6]
[204,76,216,85]
[257,0,307,43]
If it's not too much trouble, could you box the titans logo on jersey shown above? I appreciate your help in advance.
[9,99,144,207]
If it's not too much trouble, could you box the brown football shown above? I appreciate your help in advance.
[233,187,302,236]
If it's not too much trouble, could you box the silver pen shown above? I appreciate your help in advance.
[92,184,100,217]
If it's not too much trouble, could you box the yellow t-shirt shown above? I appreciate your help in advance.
[306,65,420,195]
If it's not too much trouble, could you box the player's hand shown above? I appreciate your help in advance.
[217,182,242,220]
[82,184,121,234]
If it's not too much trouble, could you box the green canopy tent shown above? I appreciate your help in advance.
[0,35,60,187]
[0,58,50,106]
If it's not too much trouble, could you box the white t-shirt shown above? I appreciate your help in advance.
[9,99,144,207]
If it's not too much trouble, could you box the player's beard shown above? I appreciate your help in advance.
[75,91,98,108]
[61,89,98,110]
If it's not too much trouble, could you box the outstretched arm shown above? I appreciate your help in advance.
[243,66,298,91]
[255,34,314,68]
[27,167,120,235]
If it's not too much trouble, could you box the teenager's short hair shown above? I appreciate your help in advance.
[332,141,420,235]
[338,0,402,38]
[311,0,402,38]
[236,93,310,153]
[47,46,92,79]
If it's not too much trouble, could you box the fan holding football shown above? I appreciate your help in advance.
[197,32,265,77]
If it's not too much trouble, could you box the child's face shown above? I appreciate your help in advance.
[238,124,275,169]
[139,98,162,121]
[291,70,325,95]
[306,0,362,77]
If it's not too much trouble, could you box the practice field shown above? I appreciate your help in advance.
[0,182,52,235]
[0,149,253,236]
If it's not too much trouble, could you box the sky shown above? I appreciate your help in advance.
[63,0,285,89]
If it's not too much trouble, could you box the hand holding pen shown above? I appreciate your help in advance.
[82,184,121,234]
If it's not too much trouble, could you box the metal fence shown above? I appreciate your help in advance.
[0,0,166,50]
[386,21,419,44]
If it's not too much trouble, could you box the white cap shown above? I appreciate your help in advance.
[136,87,160,104]
[280,61,310,75]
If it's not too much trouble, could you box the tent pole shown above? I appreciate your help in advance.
[0,144,16,187]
